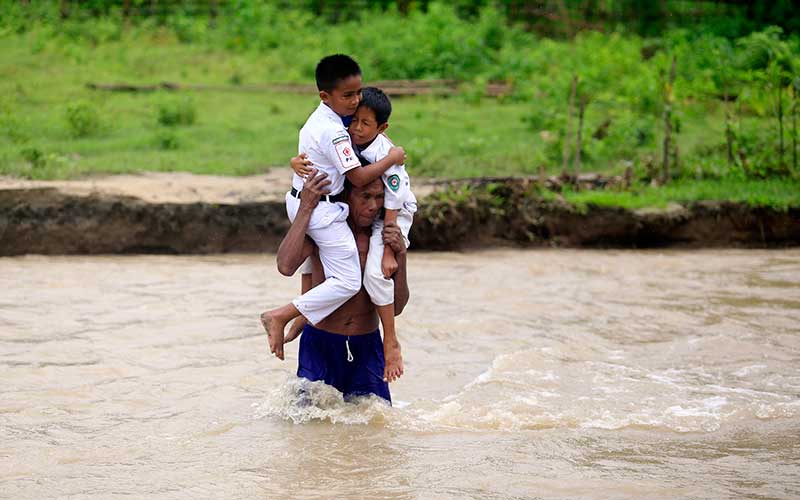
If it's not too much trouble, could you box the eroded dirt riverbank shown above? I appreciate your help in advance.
[1,173,797,255]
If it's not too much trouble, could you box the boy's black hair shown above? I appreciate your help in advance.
[315,54,361,93]
[358,87,392,125]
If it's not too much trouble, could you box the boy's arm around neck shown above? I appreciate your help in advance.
[345,146,406,187]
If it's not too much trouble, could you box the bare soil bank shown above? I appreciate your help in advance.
[0,174,797,255]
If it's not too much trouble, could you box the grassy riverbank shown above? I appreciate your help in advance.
[1,2,798,209]
[0,31,541,179]
[559,177,800,211]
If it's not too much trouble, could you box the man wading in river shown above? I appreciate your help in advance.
[266,170,409,404]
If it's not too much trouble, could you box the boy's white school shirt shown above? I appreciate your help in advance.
[294,101,361,197]
[358,133,417,213]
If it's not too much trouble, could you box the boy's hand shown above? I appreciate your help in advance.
[291,153,314,177]
[299,169,330,211]
[387,146,406,165]
[381,251,398,278]
[382,222,407,255]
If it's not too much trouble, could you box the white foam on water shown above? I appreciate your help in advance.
[404,348,800,434]
[253,376,393,426]
[250,346,799,433]
[734,364,768,377]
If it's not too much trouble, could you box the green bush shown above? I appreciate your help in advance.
[65,101,101,138]
[0,103,29,143]
[156,130,180,150]
[20,146,45,168]
[157,96,196,127]
[16,147,76,178]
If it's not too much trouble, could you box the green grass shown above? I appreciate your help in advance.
[0,32,557,179]
[560,177,800,211]
[0,30,768,180]
[0,26,797,211]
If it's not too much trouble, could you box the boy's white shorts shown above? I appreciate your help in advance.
[285,192,362,325]
[363,208,414,307]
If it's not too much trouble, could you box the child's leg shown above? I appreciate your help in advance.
[261,194,306,359]
[261,260,316,359]
[364,220,403,382]
[261,221,359,359]
[284,271,313,345]
[293,218,362,324]
[261,303,300,360]
[377,305,402,382]
[262,197,360,359]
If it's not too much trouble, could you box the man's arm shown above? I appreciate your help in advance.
[345,146,406,187]
[276,170,330,276]
[383,221,409,315]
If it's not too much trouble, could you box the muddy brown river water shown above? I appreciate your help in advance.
[1,249,799,499]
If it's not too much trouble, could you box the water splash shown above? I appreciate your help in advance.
[253,376,393,426]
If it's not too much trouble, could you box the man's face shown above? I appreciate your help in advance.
[347,179,384,229]
[349,105,388,147]
[320,74,362,117]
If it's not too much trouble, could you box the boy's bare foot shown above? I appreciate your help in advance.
[383,340,403,383]
[260,310,288,360]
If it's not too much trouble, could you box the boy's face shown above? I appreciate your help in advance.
[348,105,388,147]
[320,74,362,117]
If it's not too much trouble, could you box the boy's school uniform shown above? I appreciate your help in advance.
[289,101,361,226]
[357,133,417,307]
[286,101,363,325]
[358,133,417,216]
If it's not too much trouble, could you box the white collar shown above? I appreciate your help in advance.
[317,101,342,121]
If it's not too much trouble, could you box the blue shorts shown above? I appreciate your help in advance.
[297,324,391,404]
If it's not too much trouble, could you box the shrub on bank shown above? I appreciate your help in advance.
[157,96,196,127]
[65,101,101,138]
